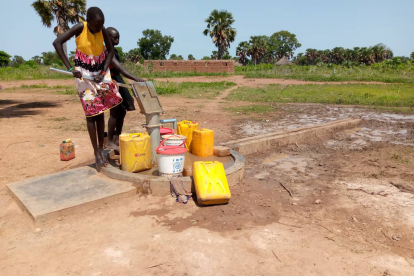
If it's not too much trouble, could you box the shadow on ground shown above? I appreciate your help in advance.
[0,101,59,118]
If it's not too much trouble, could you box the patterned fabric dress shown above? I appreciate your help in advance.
[74,22,123,117]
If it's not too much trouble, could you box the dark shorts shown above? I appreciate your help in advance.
[113,74,136,111]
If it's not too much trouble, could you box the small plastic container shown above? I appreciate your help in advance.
[60,139,75,161]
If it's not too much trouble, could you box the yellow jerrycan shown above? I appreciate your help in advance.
[193,161,231,205]
[177,120,199,151]
[119,132,152,173]
[191,128,214,157]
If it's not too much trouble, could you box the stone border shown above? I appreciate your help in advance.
[221,118,362,155]
[101,150,245,196]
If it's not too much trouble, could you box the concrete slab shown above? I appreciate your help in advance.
[7,167,137,224]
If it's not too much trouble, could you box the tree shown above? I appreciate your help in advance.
[42,51,63,65]
[211,51,218,60]
[236,41,249,66]
[138,29,174,60]
[268,31,301,61]
[115,47,125,63]
[11,56,25,67]
[169,54,183,60]
[0,51,11,67]
[202,56,211,60]
[125,48,143,63]
[203,9,237,60]
[247,36,268,65]
[222,50,232,60]
[31,55,43,65]
[331,47,345,64]
[188,54,195,60]
[32,0,86,58]
[411,52,414,60]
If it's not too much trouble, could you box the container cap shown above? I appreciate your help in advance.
[156,135,187,155]
[160,127,174,135]
[156,145,187,155]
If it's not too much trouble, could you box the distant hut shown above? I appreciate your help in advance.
[275,56,291,66]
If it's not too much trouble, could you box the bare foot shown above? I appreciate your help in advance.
[99,148,108,167]
[95,153,105,172]
[105,141,119,151]
[114,135,119,146]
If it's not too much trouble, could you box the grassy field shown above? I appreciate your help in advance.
[2,63,414,84]
[3,82,237,100]
[153,81,236,99]
[237,64,414,83]
[227,84,414,108]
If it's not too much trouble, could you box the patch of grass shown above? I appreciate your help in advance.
[50,116,69,121]
[227,84,414,107]
[0,66,73,81]
[230,105,275,114]
[55,88,77,95]
[5,84,74,91]
[154,81,236,99]
[391,153,410,164]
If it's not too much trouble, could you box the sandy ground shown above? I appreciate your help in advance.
[0,77,413,276]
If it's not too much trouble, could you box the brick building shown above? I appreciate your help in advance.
[144,60,235,73]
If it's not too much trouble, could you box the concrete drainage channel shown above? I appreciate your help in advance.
[101,150,246,196]
[102,118,361,196]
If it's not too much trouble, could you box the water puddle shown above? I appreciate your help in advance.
[262,154,310,173]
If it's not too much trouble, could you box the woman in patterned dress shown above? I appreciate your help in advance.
[53,7,122,171]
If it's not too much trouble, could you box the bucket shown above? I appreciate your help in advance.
[156,135,187,175]
[161,134,186,147]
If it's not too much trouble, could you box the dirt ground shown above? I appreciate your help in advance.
[1,76,413,276]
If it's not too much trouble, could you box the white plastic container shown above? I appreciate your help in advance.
[156,136,187,175]
[161,135,186,148]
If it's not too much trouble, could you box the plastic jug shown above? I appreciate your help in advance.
[177,120,199,151]
[60,139,75,161]
[193,161,231,205]
[119,132,152,173]
[191,128,214,157]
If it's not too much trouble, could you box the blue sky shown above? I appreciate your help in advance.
[1,0,413,60]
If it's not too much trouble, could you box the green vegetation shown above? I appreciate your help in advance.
[138,29,174,60]
[4,84,76,95]
[154,81,236,99]
[230,105,275,114]
[32,0,86,57]
[227,84,414,107]
[0,65,72,80]
[236,63,414,83]
[203,9,237,60]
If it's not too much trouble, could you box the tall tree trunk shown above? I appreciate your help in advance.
[218,43,224,60]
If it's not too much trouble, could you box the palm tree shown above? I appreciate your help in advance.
[305,48,318,65]
[236,41,249,66]
[32,0,86,58]
[203,9,237,60]
[247,36,268,65]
